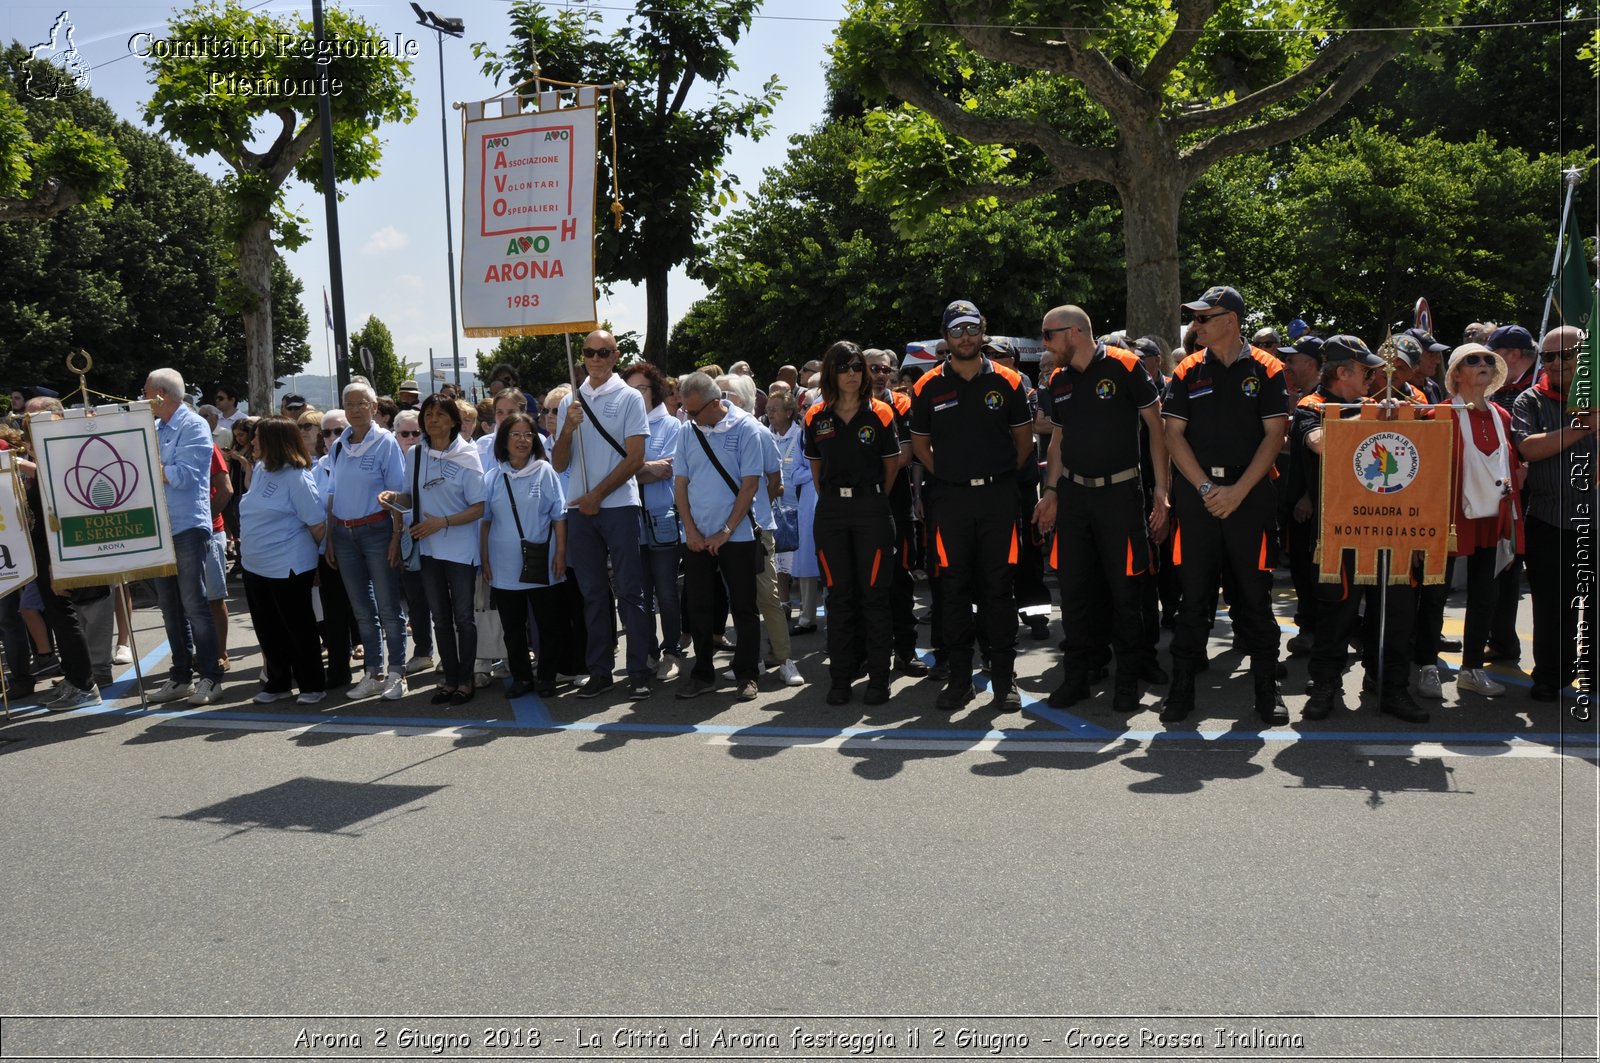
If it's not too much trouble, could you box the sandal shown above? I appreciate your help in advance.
[429,687,457,705]
[448,686,475,707]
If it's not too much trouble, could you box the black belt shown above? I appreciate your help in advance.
[820,483,881,498]
[1061,466,1140,489]
[1203,465,1248,485]
[936,470,1016,488]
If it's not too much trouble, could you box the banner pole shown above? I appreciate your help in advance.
[565,331,589,497]
[1375,549,1390,699]
[121,576,149,711]
[1540,168,1582,339]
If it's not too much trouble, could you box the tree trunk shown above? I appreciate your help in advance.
[1118,154,1187,353]
[643,258,669,367]
[239,217,276,415]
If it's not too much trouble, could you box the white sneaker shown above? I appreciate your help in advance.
[382,673,407,700]
[778,659,804,687]
[112,644,133,665]
[147,679,196,704]
[403,654,435,676]
[252,690,294,704]
[490,659,510,678]
[188,678,220,705]
[296,691,327,705]
[655,655,679,681]
[719,668,736,682]
[346,674,386,700]
[1414,664,1443,699]
[1457,668,1506,698]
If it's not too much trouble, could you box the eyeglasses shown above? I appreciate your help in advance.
[946,324,983,337]
[1040,326,1074,339]
[838,362,865,373]
[541,407,559,415]
[321,428,341,437]
[1191,311,1231,324]
[582,347,617,357]
[868,365,894,374]
[397,430,421,438]
[507,431,535,441]
[1541,349,1579,363]
[1459,353,1498,367]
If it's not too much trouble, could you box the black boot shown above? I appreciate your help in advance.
[1301,680,1344,721]
[1252,658,1288,726]
[1048,673,1090,708]
[1160,664,1196,723]
[1112,672,1141,713]
[1379,684,1429,723]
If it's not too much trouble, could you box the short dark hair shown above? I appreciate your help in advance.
[819,340,870,406]
[493,411,545,464]
[623,361,666,408]
[256,416,311,472]
[419,392,462,444]
[215,384,239,403]
[490,362,519,387]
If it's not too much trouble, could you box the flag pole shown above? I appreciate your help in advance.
[1540,168,1583,339]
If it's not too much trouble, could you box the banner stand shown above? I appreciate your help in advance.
[122,575,148,712]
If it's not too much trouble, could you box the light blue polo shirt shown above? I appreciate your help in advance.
[408,436,484,565]
[674,402,766,543]
[753,421,779,533]
[555,374,648,508]
[239,465,324,578]
[640,407,682,515]
[157,402,216,535]
[482,460,567,589]
[328,425,405,522]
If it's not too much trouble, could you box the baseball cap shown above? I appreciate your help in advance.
[1287,317,1311,341]
[1182,285,1246,316]
[1402,327,1449,353]
[282,393,307,410]
[1487,324,1534,351]
[1322,335,1383,368]
[1131,336,1164,361]
[1388,333,1423,368]
[942,299,982,331]
[980,339,1016,359]
[1291,335,1326,365]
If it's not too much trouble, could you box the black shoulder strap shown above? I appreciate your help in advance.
[692,424,761,538]
[410,446,422,530]
[576,390,627,457]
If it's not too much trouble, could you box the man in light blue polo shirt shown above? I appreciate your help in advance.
[143,368,225,706]
[673,372,767,700]
[552,329,652,700]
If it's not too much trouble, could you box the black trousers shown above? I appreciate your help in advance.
[243,568,324,694]
[1169,478,1279,667]
[1460,547,1505,670]
[931,478,1018,689]
[685,540,762,683]
[1490,554,1525,657]
[38,568,94,690]
[1285,509,1320,633]
[492,584,569,684]
[1527,517,1582,688]
[1411,556,1454,667]
[889,494,917,660]
[1056,479,1151,678]
[1012,474,1050,615]
[316,555,356,687]
[814,493,896,686]
[1309,550,1416,692]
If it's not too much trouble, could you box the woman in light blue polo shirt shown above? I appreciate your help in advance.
[623,361,684,676]
[239,417,327,704]
[480,411,570,698]
[382,394,484,706]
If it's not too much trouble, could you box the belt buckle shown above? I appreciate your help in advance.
[839,487,854,498]
[968,477,985,487]
[1208,466,1227,480]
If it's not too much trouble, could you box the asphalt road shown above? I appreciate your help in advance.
[1,572,1595,1063]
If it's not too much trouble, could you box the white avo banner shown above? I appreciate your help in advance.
[460,96,599,337]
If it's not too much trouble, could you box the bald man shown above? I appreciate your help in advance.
[1511,325,1596,700]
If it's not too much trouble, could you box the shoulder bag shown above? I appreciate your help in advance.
[502,472,552,585]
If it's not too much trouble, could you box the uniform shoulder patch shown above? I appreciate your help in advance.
[1296,391,1326,409]
[1249,346,1285,378]
[870,398,895,428]
[990,361,1024,389]
[912,365,946,397]
[890,391,911,415]
[804,402,827,426]
[1173,351,1207,379]
[1105,345,1141,372]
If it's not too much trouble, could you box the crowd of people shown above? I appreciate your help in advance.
[2,285,1587,726]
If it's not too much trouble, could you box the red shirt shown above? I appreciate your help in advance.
[209,444,228,532]
[1451,402,1523,556]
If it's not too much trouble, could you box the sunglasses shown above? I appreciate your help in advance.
[1191,311,1231,324]
[838,362,865,373]
[582,347,617,357]
[1459,354,1498,367]
[868,365,894,374]
[397,430,421,438]
[321,428,341,437]
[1541,349,1578,363]
[946,324,983,337]
[541,407,559,415]
[1040,326,1073,339]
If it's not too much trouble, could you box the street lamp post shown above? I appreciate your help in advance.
[411,4,465,392]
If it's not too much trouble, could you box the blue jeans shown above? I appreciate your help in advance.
[332,522,406,677]
[154,526,222,684]
[639,542,682,660]
[566,506,651,681]
[421,557,477,686]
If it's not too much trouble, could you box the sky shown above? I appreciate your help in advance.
[3,0,843,389]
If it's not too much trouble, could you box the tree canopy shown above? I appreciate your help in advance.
[477,326,641,393]
[475,0,783,364]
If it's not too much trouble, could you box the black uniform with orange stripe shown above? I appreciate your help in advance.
[805,397,902,688]
[1162,344,1288,666]
[1048,344,1158,679]
[910,357,1031,692]
[1292,389,1418,697]
[876,387,921,662]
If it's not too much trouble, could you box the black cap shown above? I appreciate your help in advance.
[942,299,982,331]
[1131,336,1164,361]
[1322,334,1383,368]
[1487,324,1534,351]
[980,339,1016,359]
[282,393,307,410]
[1402,327,1448,353]
[1294,335,1326,365]
[1182,285,1245,316]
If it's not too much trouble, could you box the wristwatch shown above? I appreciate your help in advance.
[1197,481,1215,497]
[1041,484,1058,495]
[721,524,733,535]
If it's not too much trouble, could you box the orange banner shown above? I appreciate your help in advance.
[1318,406,1455,585]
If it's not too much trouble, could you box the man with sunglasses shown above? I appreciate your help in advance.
[910,300,1035,711]
[864,347,926,676]
[1162,285,1290,725]
[552,329,652,699]
[214,384,243,433]
[1512,325,1596,701]
[1294,337,1427,722]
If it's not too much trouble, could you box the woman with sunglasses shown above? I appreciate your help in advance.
[804,341,902,705]
[1443,343,1524,698]
[391,409,435,676]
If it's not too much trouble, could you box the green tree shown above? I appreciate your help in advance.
[475,0,783,362]
[477,326,641,392]
[349,315,404,397]
[142,0,416,413]
[832,0,1460,346]
[0,45,308,400]
[0,78,125,221]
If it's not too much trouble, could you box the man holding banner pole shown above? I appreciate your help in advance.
[1294,337,1428,723]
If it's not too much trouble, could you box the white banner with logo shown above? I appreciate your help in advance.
[0,451,37,599]
[28,403,176,589]
[460,96,599,337]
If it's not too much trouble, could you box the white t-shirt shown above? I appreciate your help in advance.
[555,374,648,509]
